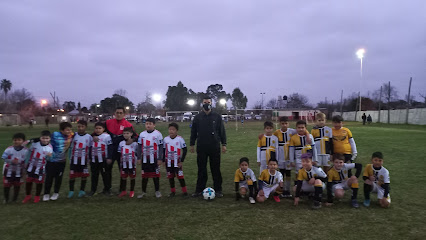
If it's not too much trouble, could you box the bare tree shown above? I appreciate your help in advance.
[114,89,127,97]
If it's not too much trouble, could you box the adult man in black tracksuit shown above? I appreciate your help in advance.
[190,96,227,197]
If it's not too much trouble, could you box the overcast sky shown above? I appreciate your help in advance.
[1,0,425,108]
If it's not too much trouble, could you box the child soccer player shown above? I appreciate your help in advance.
[326,153,362,208]
[311,113,333,172]
[89,122,113,196]
[22,131,53,203]
[234,157,257,204]
[294,153,327,209]
[137,118,164,198]
[163,123,188,197]
[118,127,138,198]
[257,121,279,173]
[273,116,297,198]
[289,120,317,176]
[331,115,357,163]
[68,120,93,198]
[257,159,283,203]
[363,152,391,208]
[44,122,73,201]
[2,133,28,203]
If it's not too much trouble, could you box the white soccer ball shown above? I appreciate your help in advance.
[202,187,215,200]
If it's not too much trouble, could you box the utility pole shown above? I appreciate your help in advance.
[340,90,344,115]
[387,81,391,124]
[405,77,412,124]
[378,86,382,123]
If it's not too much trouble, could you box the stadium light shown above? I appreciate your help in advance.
[125,106,130,110]
[187,99,195,106]
[153,94,162,102]
[41,99,47,106]
[356,48,365,112]
[96,104,100,107]
[219,99,227,105]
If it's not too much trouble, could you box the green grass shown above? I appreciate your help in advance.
[0,121,425,240]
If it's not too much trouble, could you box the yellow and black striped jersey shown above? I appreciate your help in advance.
[259,169,283,187]
[234,168,257,183]
[257,135,279,164]
[311,126,333,155]
[327,163,356,182]
[363,164,390,185]
[289,134,316,162]
[297,166,327,181]
[332,127,353,154]
[274,128,296,161]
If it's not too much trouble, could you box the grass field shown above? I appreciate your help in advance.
[0,121,426,240]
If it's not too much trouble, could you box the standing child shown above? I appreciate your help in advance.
[363,152,391,208]
[118,127,138,198]
[163,123,188,197]
[68,120,93,198]
[234,157,257,204]
[273,116,297,198]
[2,133,28,203]
[331,115,357,163]
[326,153,362,208]
[256,159,283,203]
[44,122,73,201]
[22,131,53,203]
[289,120,317,176]
[294,153,327,209]
[257,121,279,173]
[89,122,113,196]
[311,113,333,172]
[137,118,164,198]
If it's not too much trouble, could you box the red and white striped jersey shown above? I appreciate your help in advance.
[138,130,163,164]
[91,133,112,163]
[163,135,186,168]
[118,141,138,169]
[2,146,28,178]
[27,142,53,175]
[70,133,93,165]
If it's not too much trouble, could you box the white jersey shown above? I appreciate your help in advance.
[312,126,333,155]
[275,128,297,162]
[91,133,112,163]
[138,130,163,164]
[27,142,53,175]
[163,135,186,168]
[2,146,28,178]
[118,141,138,169]
[70,133,93,165]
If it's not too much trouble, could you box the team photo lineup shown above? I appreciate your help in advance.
[2,96,390,209]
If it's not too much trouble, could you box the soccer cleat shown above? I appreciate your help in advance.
[168,192,176,198]
[43,194,50,202]
[249,197,256,204]
[137,192,146,199]
[22,195,32,204]
[33,196,40,203]
[67,191,74,198]
[50,193,59,201]
[191,192,202,198]
[155,191,162,198]
[78,191,86,198]
[363,199,371,207]
[129,191,135,198]
[351,199,360,208]
[312,200,322,210]
[87,191,97,197]
[216,191,224,198]
[273,195,281,203]
[118,191,127,198]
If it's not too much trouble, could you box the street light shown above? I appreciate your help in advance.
[187,99,195,106]
[219,99,227,105]
[356,48,365,112]
[125,106,130,110]
[41,99,47,107]
[152,94,162,102]
[260,93,265,109]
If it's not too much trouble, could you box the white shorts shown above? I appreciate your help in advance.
[301,181,325,193]
[262,184,279,198]
[372,182,391,202]
[332,181,350,192]
[316,155,331,167]
[239,180,253,189]
[279,160,293,170]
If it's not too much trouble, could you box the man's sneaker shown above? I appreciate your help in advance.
[50,193,59,201]
[33,196,40,203]
[216,191,224,198]
[22,195,32,204]
[87,191,97,197]
[363,199,371,207]
[43,194,50,202]
[249,197,256,204]
[118,191,127,198]
[78,191,86,198]
[137,192,146,199]
[273,195,281,202]
[312,200,322,210]
[129,191,135,198]
[351,199,360,208]
[155,191,162,198]
[67,191,74,198]
[191,192,202,198]
[168,192,176,198]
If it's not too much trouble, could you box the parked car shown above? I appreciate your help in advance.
[254,115,262,120]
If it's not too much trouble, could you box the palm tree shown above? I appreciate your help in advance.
[1,79,12,102]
